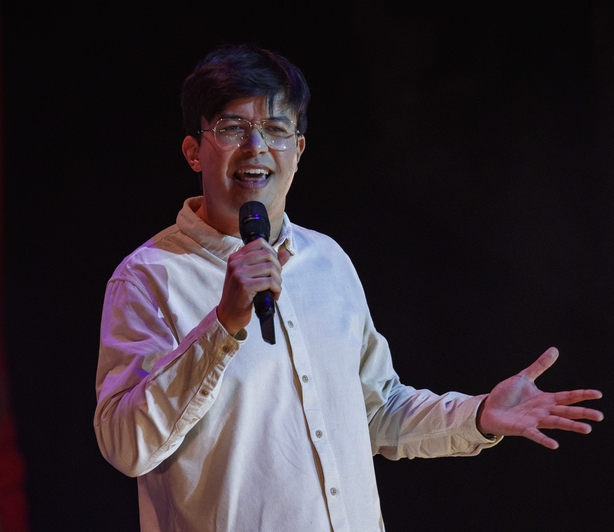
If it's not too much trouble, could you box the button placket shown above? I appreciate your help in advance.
[276,295,347,526]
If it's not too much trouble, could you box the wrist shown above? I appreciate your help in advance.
[476,396,496,440]
[215,306,242,336]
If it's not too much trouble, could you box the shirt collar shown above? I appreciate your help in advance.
[176,196,297,261]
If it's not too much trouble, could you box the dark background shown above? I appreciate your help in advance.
[3,1,613,531]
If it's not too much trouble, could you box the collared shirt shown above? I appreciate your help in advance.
[94,197,498,532]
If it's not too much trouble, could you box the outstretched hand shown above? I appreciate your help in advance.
[477,347,604,449]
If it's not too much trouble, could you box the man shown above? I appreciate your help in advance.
[94,44,603,532]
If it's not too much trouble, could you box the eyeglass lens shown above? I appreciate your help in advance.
[214,118,296,150]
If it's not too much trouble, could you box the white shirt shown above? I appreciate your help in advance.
[94,197,498,532]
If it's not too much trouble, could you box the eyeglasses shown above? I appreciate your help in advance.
[198,117,300,151]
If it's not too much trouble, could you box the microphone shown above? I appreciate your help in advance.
[239,201,276,344]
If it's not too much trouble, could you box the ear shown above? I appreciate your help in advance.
[295,135,306,170]
[182,136,202,173]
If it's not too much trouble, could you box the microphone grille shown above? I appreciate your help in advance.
[239,201,270,242]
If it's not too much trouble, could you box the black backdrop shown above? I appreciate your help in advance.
[3,2,613,531]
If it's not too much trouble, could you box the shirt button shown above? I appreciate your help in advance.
[287,320,294,328]
[301,375,309,383]
[315,430,323,439]
[222,345,230,353]
[200,390,209,396]
[330,487,338,496]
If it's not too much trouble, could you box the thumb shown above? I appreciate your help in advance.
[521,347,559,382]
[278,248,291,267]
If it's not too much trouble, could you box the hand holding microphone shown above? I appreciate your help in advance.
[216,201,289,344]
[239,201,277,344]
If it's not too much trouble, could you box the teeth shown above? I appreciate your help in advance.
[237,169,269,177]
[242,169,267,175]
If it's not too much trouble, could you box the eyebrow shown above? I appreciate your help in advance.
[217,113,292,121]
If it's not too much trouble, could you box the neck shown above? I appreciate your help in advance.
[195,201,284,243]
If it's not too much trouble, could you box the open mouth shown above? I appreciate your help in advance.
[234,168,271,181]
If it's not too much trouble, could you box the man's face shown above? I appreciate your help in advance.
[183,95,305,239]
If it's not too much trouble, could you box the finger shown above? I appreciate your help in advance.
[237,271,283,302]
[553,389,603,406]
[229,249,283,277]
[246,279,283,301]
[521,347,559,381]
[242,238,275,252]
[241,260,283,281]
[278,248,291,267]
[550,405,604,422]
[236,240,279,266]
[521,427,559,450]
[226,265,281,295]
[240,243,279,263]
[537,416,594,434]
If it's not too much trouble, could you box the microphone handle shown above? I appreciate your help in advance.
[253,289,274,319]
[248,236,275,345]
[238,201,275,344]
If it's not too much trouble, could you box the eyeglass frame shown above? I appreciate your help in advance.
[197,117,301,151]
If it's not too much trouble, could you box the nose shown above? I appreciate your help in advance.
[240,126,268,155]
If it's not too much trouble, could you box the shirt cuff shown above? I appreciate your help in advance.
[214,306,248,343]
[468,394,503,445]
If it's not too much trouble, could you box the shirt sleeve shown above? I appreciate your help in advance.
[94,276,243,477]
[359,313,501,460]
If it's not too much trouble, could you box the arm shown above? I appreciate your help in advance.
[476,347,604,449]
[94,239,290,477]
[94,278,241,477]
[360,315,499,460]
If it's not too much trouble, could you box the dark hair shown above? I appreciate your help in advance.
[181,44,310,142]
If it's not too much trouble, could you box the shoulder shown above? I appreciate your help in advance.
[290,222,348,255]
[109,224,193,282]
[288,221,359,276]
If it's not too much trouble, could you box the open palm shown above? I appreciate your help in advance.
[477,347,604,449]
